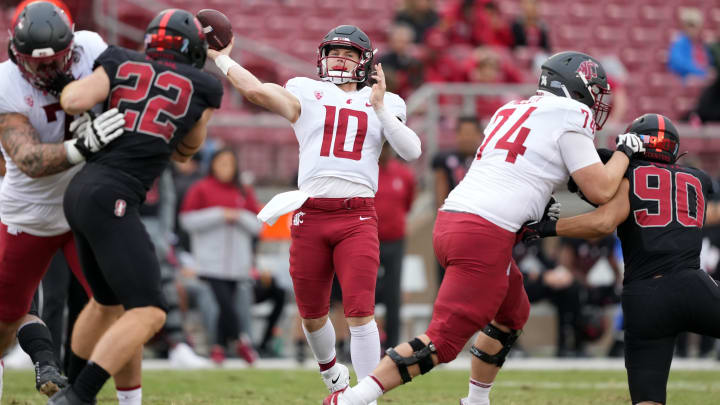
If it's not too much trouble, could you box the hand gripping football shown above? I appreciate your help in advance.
[196,9,233,51]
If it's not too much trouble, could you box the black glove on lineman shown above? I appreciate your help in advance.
[519,219,557,244]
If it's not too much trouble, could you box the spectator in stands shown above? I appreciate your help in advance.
[422,29,464,83]
[479,1,513,48]
[431,116,483,284]
[250,264,287,358]
[667,7,712,81]
[171,154,204,252]
[462,46,525,118]
[552,237,622,357]
[601,56,630,125]
[393,0,439,43]
[691,45,720,123]
[140,170,211,368]
[439,0,486,47]
[379,24,424,99]
[180,148,263,365]
[374,142,416,349]
[511,0,550,52]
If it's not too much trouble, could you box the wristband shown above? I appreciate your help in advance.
[214,55,239,76]
[63,140,85,165]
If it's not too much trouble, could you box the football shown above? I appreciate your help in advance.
[196,9,233,51]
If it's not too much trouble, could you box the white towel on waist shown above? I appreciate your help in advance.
[257,190,310,225]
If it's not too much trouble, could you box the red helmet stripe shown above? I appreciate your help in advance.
[656,114,665,141]
[157,9,176,38]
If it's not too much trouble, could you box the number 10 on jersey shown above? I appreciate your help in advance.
[321,106,368,161]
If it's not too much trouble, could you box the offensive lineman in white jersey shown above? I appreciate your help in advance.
[209,24,421,396]
[0,1,131,402]
[325,52,646,405]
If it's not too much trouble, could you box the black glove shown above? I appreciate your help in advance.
[519,219,557,244]
[46,71,75,98]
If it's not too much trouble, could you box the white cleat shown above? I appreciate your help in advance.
[169,343,213,369]
[459,398,468,405]
[321,363,350,393]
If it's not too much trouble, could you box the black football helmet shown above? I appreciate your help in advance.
[317,25,374,87]
[626,114,680,164]
[538,51,612,130]
[144,9,207,69]
[10,1,74,92]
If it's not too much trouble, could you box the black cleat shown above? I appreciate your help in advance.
[35,362,68,397]
[47,387,95,405]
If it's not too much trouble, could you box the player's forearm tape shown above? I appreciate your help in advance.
[215,55,239,76]
[375,106,421,161]
[63,140,85,165]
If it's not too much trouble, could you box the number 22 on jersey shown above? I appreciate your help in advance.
[109,61,194,142]
[476,107,537,163]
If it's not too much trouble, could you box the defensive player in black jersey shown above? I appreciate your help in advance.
[523,113,718,405]
[47,9,222,405]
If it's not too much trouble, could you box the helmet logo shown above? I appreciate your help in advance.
[577,60,599,82]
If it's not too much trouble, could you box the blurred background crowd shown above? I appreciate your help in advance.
[2,0,720,369]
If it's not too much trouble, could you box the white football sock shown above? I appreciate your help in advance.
[349,319,380,381]
[303,318,337,366]
[345,375,384,405]
[117,386,142,405]
[467,378,492,405]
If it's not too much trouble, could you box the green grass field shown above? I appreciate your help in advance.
[4,369,720,404]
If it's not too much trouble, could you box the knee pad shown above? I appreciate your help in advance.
[385,338,436,384]
[470,324,521,367]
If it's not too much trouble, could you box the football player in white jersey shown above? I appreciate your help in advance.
[0,1,130,402]
[324,51,646,405]
[208,24,421,395]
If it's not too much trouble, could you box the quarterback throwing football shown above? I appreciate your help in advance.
[209,25,421,396]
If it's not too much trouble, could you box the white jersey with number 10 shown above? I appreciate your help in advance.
[285,77,406,194]
[443,93,596,232]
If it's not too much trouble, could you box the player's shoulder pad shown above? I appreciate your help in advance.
[681,164,714,193]
[543,96,594,138]
[73,30,107,50]
[284,77,316,91]
[93,45,127,68]
[0,61,26,114]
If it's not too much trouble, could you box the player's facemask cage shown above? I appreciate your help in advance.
[11,41,74,92]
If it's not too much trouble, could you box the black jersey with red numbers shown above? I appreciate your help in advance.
[617,159,715,285]
[89,46,222,190]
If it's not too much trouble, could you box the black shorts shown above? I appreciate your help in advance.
[63,163,167,312]
[622,269,720,404]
